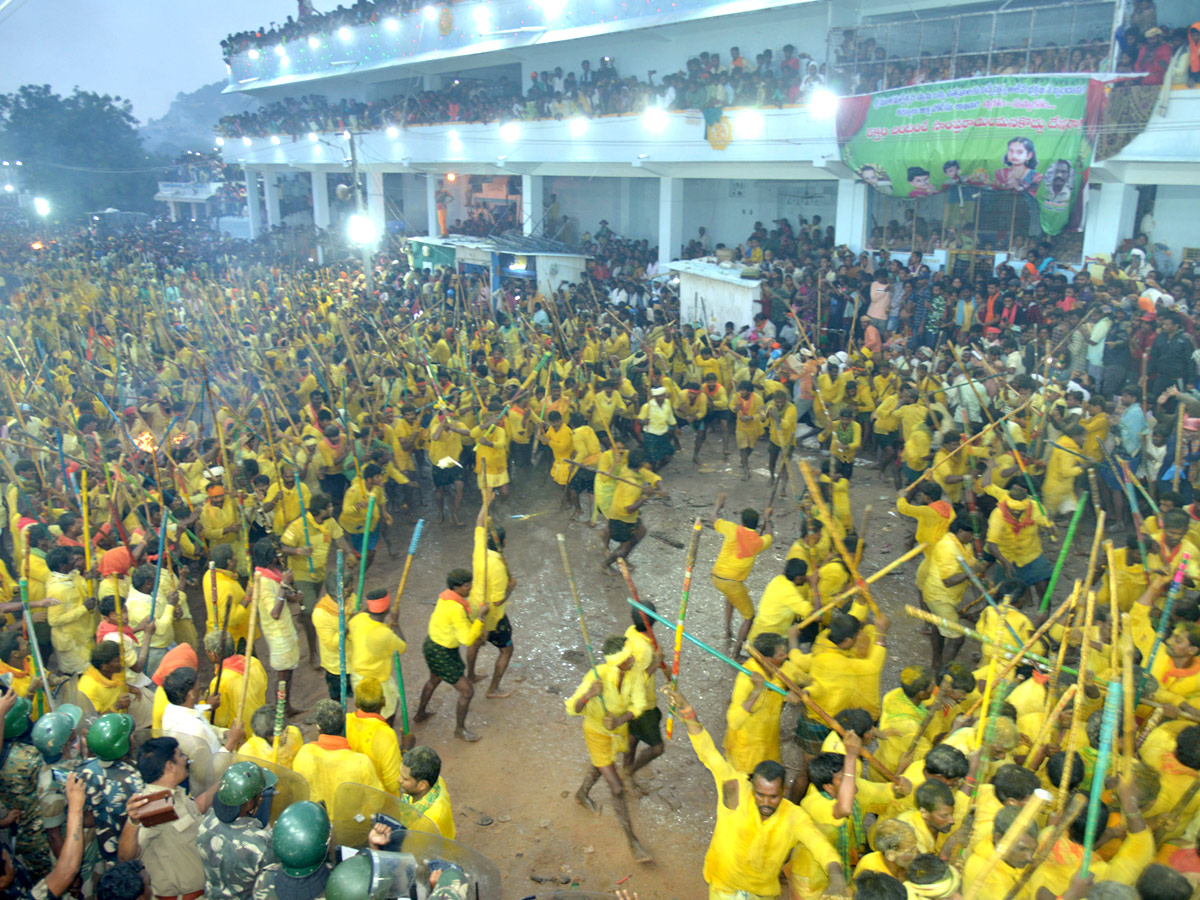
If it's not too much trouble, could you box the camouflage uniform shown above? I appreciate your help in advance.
[78,757,144,861]
[430,868,470,900]
[251,862,331,900]
[197,809,275,900]
[0,741,53,880]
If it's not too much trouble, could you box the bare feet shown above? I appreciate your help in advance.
[575,790,601,815]
[413,710,435,724]
[600,564,617,577]
[629,839,653,864]
[468,673,486,684]
[486,688,513,699]
[454,727,481,742]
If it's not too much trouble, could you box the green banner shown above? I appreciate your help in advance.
[836,75,1104,235]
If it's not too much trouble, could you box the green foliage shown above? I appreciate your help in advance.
[0,84,163,218]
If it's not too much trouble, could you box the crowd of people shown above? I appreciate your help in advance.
[0,204,1199,900]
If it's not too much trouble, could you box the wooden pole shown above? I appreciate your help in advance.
[963,790,1050,900]
[1057,588,1096,814]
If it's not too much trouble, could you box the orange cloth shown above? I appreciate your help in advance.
[152,644,198,686]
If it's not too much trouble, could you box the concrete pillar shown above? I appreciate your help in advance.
[521,173,543,236]
[834,180,869,252]
[245,169,263,236]
[312,171,330,229]
[263,171,282,228]
[618,178,633,238]
[427,174,439,237]
[366,170,386,236]
[1082,182,1138,260]
[657,176,684,268]
[168,201,178,223]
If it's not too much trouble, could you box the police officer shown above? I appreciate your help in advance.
[196,760,276,900]
[251,801,331,900]
[78,713,144,864]
[0,696,53,880]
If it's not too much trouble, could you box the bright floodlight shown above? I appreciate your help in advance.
[338,26,352,41]
[569,116,590,138]
[242,136,253,147]
[733,109,764,140]
[642,107,669,133]
[33,197,50,217]
[386,126,400,139]
[3,185,12,193]
[384,17,399,31]
[309,132,319,142]
[500,121,521,142]
[347,213,379,246]
[308,35,320,49]
[215,136,225,146]
[541,0,566,18]
[474,6,490,29]
[810,88,839,119]
[271,135,281,145]
[423,5,437,21]
[280,55,290,67]
[248,48,260,60]
[274,45,285,56]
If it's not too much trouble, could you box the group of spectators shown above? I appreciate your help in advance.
[221,0,443,62]
[214,42,833,138]
[830,0,1199,93]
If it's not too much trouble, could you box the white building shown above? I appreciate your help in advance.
[213,0,1200,273]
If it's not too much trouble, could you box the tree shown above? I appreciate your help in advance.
[0,85,163,219]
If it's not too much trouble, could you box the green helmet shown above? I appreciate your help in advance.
[216,761,271,808]
[86,713,134,761]
[272,801,331,877]
[31,711,75,759]
[323,854,371,900]
[3,697,31,739]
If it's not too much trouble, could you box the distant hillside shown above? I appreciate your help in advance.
[140,81,260,157]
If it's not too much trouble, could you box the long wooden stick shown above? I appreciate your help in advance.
[900,674,953,763]
[799,461,878,615]
[237,571,260,726]
[1023,684,1078,773]
[1001,793,1087,900]
[559,534,607,713]
[905,605,1077,677]
[665,518,703,740]
[905,395,1035,495]
[1057,588,1096,814]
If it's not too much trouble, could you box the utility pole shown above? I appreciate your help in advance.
[348,133,375,297]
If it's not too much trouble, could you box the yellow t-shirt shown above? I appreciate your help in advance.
[711,519,773,582]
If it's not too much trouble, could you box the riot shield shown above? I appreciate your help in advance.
[211,752,310,825]
[148,727,218,795]
[330,781,433,848]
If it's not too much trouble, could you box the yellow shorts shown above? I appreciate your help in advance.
[478,469,511,490]
[735,427,761,450]
[264,634,301,671]
[712,575,754,619]
[583,724,625,768]
[924,594,962,638]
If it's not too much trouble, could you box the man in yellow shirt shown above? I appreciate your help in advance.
[428,412,471,526]
[962,805,1038,900]
[202,545,250,649]
[204,630,266,736]
[338,463,390,573]
[292,699,382,807]
[922,517,981,670]
[566,635,651,864]
[248,540,300,713]
[239,704,303,770]
[763,389,797,483]
[345,677,402,793]
[808,610,889,721]
[466,507,515,699]
[347,588,407,722]
[709,498,774,657]
[600,449,662,576]
[281,493,357,666]
[414,568,488,742]
[893,779,957,856]
[46,546,95,675]
[828,408,862,481]
[724,628,807,775]
[747,559,812,646]
[400,744,456,840]
[732,380,764,480]
[665,682,849,899]
[984,483,1054,600]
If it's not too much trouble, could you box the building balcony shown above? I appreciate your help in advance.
[223,0,816,94]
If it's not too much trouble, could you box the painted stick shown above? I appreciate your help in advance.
[80,469,94,598]
[558,534,607,713]
[963,789,1050,900]
[957,555,1023,646]
[627,596,788,698]
[1081,511,1107,596]
[904,606,1077,676]
[210,562,233,724]
[1039,491,1088,612]
[355,494,375,612]
[829,543,927,603]
[617,559,667,671]
[1057,589,1096,814]
[1080,679,1122,877]
[389,519,424,626]
[1136,707,1165,750]
[1024,684,1078,773]
[17,579,53,716]
[147,513,169,621]
[238,571,260,726]
[1144,555,1187,688]
[666,517,703,739]
[337,549,347,706]
[393,649,411,745]
[270,681,286,765]
[1121,615,1135,779]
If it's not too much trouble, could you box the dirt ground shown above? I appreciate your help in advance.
[186,434,1094,900]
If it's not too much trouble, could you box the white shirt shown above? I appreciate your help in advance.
[162,703,224,755]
